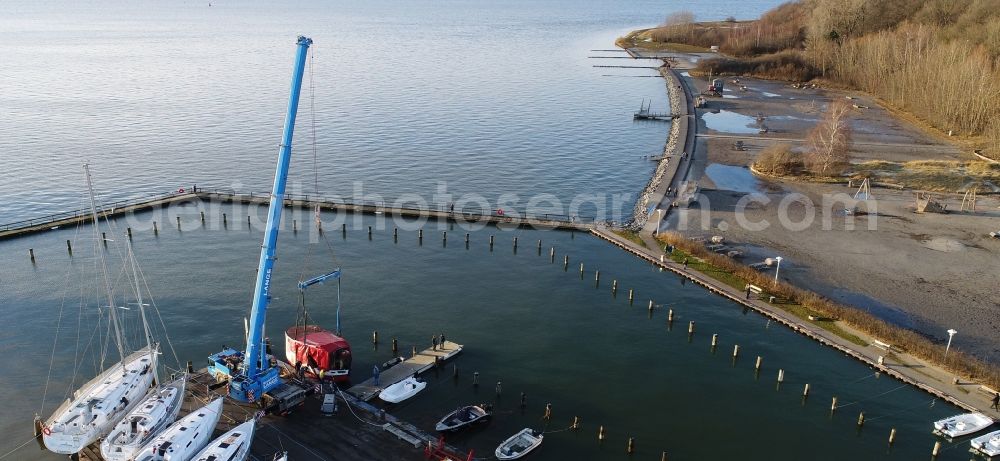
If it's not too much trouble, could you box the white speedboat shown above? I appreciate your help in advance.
[133,398,224,461]
[100,375,186,461]
[42,347,157,454]
[378,377,426,403]
[193,419,256,461]
[933,412,994,438]
[435,404,492,432]
[971,429,1000,457]
[495,428,543,460]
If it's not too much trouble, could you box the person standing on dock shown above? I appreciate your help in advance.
[992,392,999,410]
[683,257,689,270]
[439,333,446,350]
[432,335,439,351]
[745,285,752,300]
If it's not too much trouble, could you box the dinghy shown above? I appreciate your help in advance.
[133,398,224,461]
[42,347,157,454]
[933,412,994,438]
[435,404,492,432]
[378,377,426,403]
[100,375,187,461]
[495,428,543,460]
[192,419,256,461]
[970,429,1000,457]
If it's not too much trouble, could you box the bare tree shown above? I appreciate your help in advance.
[806,100,853,176]
[663,11,695,27]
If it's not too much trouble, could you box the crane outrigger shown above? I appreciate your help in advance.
[207,36,313,412]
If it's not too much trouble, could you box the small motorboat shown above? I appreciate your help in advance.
[435,404,492,432]
[970,429,1000,457]
[378,377,426,403]
[933,412,994,438]
[192,419,256,461]
[495,428,543,460]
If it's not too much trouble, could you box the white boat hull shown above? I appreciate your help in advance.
[43,348,157,454]
[133,398,223,461]
[971,430,1000,457]
[193,419,256,461]
[378,377,426,403]
[933,412,994,438]
[100,374,186,461]
[495,428,543,460]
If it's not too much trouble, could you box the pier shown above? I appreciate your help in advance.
[77,368,467,461]
[347,341,464,401]
[0,189,592,241]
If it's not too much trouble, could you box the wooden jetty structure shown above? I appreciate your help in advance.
[0,188,593,241]
[634,99,677,121]
[348,341,463,401]
[76,367,468,461]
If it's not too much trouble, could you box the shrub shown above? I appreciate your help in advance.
[753,144,802,175]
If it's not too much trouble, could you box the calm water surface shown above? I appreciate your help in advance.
[1,1,973,460]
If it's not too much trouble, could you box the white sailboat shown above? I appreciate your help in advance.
[41,165,159,454]
[133,397,224,461]
[101,237,187,461]
[100,375,186,461]
[192,419,256,461]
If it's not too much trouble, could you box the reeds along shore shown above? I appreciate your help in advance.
[629,0,1000,159]
[655,231,1000,391]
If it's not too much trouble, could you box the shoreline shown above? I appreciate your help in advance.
[629,68,684,229]
[611,43,1000,416]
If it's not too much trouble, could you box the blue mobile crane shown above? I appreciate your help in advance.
[207,36,313,412]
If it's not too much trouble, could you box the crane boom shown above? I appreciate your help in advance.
[209,35,313,405]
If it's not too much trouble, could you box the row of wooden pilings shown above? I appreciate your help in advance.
[22,225,944,457]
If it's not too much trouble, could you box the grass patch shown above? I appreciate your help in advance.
[850,160,1000,192]
[613,229,648,249]
[616,30,710,52]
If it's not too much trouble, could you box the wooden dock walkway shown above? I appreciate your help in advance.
[347,341,463,401]
[0,190,593,241]
[76,368,467,461]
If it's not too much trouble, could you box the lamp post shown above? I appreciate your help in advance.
[945,329,957,357]
[655,209,664,236]
[773,256,783,287]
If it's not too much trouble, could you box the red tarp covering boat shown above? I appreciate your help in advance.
[285,325,351,381]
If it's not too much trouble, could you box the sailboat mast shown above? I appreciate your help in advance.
[125,237,158,386]
[83,164,127,366]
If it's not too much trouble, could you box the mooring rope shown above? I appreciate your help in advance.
[865,397,938,422]
[0,437,37,460]
[335,387,383,427]
[833,382,911,409]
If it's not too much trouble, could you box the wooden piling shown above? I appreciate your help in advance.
[176,216,181,230]
[372,330,378,344]
[628,289,634,303]
[223,214,227,226]
[932,441,940,457]
[293,220,297,232]
[579,262,584,275]
[342,223,347,233]
[563,255,569,269]
[888,428,896,445]
[667,309,674,322]
[572,416,579,430]
[368,226,372,238]
[661,452,667,461]
[29,248,35,262]
[612,280,617,293]
[732,344,740,358]
[473,372,479,386]
[543,403,551,420]
[489,235,494,247]
[186,360,194,373]
[412,346,417,358]
[66,239,73,254]
[688,321,695,334]
[830,396,838,412]
[127,227,132,239]
[390,337,397,353]
[200,211,205,224]
[153,221,158,235]
[711,334,718,347]
[598,426,605,441]
[495,380,502,396]
[595,270,600,282]
[550,247,555,261]
[648,300,654,311]
[777,369,785,383]
[626,437,634,454]
[442,231,447,242]
[755,356,762,371]
[520,392,527,408]
[537,240,542,251]
[856,411,864,427]
[418,229,423,239]
[102,232,107,244]
[394,227,398,239]
[247,215,251,228]
[803,383,810,397]
[465,233,469,244]
[513,237,518,248]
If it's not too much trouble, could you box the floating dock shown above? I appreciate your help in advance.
[347,341,464,401]
[75,367,467,461]
[0,190,591,241]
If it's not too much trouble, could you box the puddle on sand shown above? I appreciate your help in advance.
[761,91,781,98]
[770,115,818,122]
[701,110,759,134]
[704,164,763,194]
[722,95,739,99]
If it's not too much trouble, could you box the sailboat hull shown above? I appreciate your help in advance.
[43,348,157,454]
[100,374,186,461]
